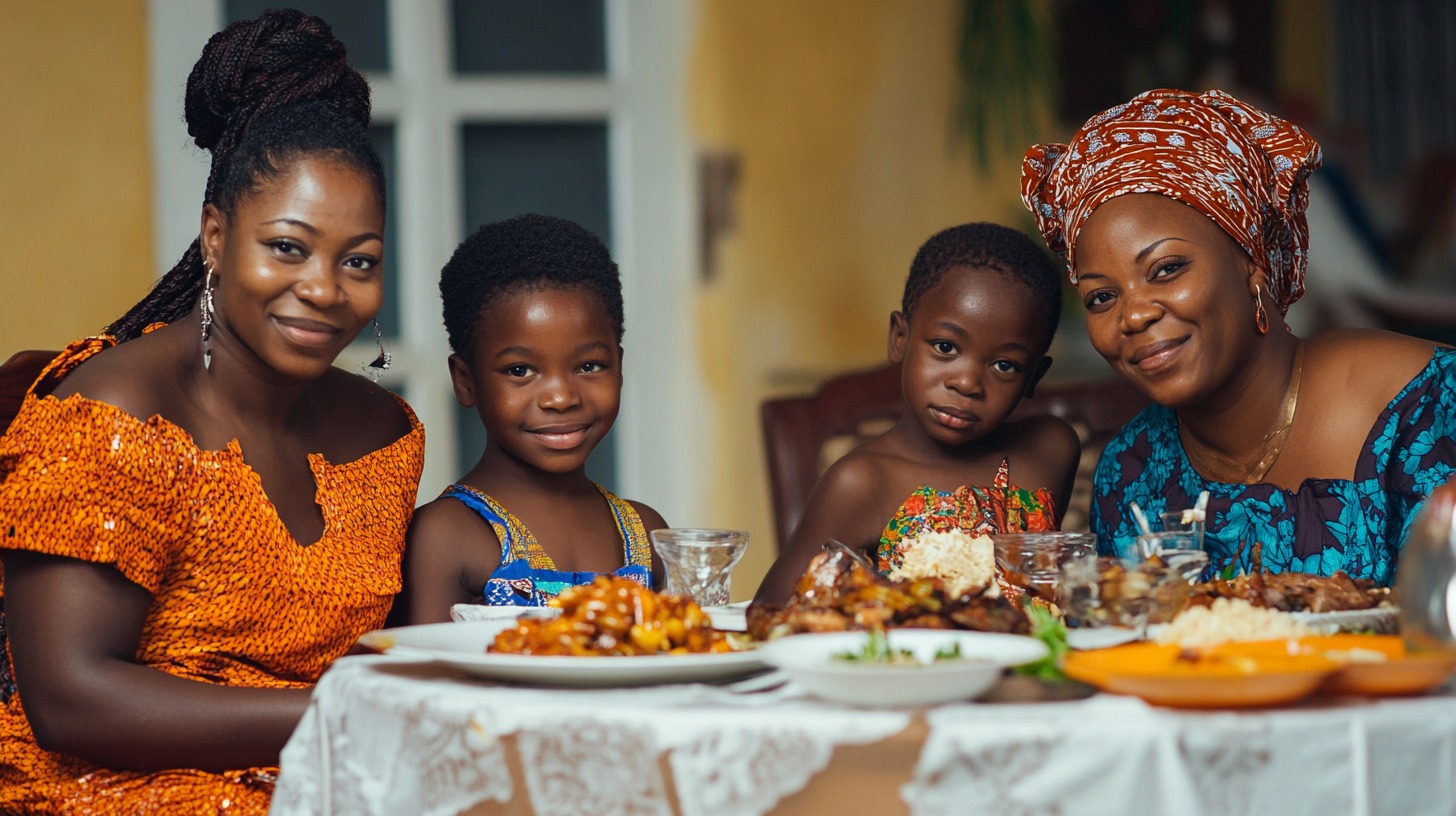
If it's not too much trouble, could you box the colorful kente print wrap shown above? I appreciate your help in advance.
[442,483,653,606]
[877,459,1057,573]
[1020,88,1322,314]
[1093,347,1456,586]
[0,337,425,815]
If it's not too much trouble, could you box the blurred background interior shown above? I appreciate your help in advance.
[4,0,1455,596]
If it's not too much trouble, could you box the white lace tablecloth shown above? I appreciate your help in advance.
[271,656,1456,816]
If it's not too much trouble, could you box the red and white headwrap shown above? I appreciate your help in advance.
[1020,88,1322,314]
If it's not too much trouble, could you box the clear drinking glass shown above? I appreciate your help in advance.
[992,532,1098,604]
[1136,529,1209,584]
[650,528,749,608]
[1062,555,1190,633]
[1159,510,1206,550]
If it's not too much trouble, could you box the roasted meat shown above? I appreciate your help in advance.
[747,549,1029,640]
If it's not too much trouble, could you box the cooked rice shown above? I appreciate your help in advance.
[886,531,994,598]
[1156,597,1313,648]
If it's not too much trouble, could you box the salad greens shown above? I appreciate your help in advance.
[1014,603,1069,681]
[833,629,964,666]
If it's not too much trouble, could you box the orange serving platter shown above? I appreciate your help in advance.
[1294,635,1456,697]
[1064,642,1340,709]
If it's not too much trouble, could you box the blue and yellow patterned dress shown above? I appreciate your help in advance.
[441,484,654,606]
[1092,347,1456,586]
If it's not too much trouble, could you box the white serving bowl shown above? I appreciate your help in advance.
[758,629,1049,707]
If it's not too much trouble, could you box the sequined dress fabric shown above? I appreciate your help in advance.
[877,458,1058,573]
[0,337,425,814]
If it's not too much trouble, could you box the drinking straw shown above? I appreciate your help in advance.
[1194,490,1210,515]
[1129,502,1153,537]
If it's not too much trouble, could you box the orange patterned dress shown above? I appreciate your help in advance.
[0,338,424,814]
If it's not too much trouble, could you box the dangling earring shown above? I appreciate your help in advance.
[200,264,216,369]
[1253,283,1270,335]
[365,319,391,382]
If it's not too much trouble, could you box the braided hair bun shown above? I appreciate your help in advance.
[108,9,382,342]
[186,9,369,160]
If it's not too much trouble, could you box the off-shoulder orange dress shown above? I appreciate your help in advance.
[0,338,425,815]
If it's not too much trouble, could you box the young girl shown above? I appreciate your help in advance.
[402,214,667,622]
[755,223,1080,604]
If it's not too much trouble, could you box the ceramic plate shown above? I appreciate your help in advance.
[360,620,766,687]
[450,602,748,631]
[1066,627,1142,651]
[1064,642,1338,709]
[757,630,1048,708]
[1290,607,1399,635]
[1282,634,1456,696]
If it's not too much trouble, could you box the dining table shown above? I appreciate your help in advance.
[270,649,1456,816]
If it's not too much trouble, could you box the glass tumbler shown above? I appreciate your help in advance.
[1136,529,1209,584]
[650,528,749,608]
[992,532,1098,604]
[1160,510,1206,550]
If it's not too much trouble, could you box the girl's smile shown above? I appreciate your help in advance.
[528,422,594,450]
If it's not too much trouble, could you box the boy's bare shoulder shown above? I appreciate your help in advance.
[817,443,900,500]
[1001,413,1081,464]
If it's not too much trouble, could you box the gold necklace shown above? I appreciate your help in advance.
[1181,342,1305,485]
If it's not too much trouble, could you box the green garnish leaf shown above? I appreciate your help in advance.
[933,641,963,662]
[1015,602,1069,681]
[832,629,963,666]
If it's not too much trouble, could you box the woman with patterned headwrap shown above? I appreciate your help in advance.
[1021,89,1455,584]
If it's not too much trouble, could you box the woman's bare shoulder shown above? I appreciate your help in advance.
[46,336,179,422]
[1307,329,1442,400]
[313,369,416,453]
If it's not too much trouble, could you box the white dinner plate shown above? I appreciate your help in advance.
[1066,627,1142,650]
[1291,607,1399,634]
[757,630,1048,707]
[450,602,748,631]
[359,620,767,687]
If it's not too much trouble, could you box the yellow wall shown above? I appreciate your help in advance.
[0,0,154,356]
[689,0,1054,595]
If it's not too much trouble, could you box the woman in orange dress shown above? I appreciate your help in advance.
[0,10,422,814]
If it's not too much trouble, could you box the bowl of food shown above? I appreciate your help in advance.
[757,628,1048,707]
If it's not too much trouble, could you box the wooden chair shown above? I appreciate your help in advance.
[759,364,1150,553]
[0,350,57,437]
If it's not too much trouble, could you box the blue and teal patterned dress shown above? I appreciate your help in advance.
[1092,347,1456,586]
[441,483,654,606]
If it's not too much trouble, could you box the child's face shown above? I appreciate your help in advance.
[450,285,622,475]
[888,266,1051,447]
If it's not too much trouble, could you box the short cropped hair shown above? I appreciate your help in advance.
[440,214,624,357]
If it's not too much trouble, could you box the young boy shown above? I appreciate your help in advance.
[755,223,1080,604]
